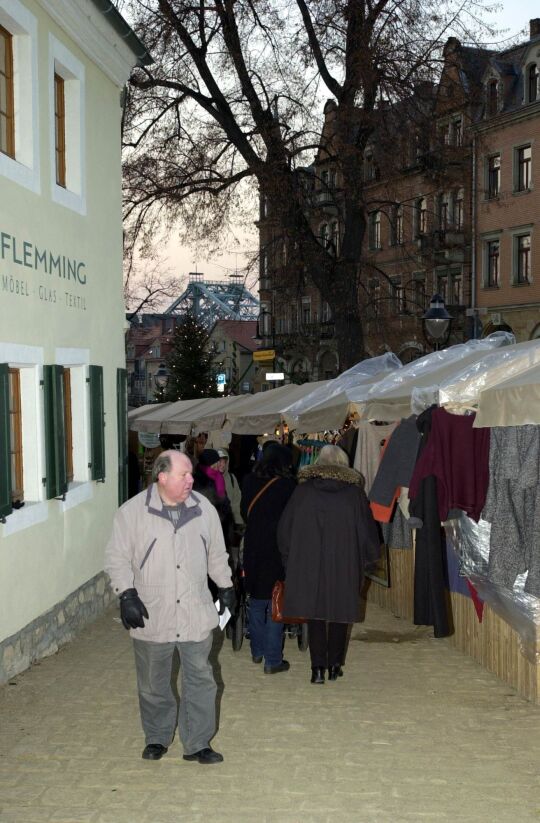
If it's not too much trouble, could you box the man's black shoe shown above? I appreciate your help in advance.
[183,747,224,764]
[311,666,325,684]
[264,659,290,674]
[252,655,263,664]
[142,743,168,760]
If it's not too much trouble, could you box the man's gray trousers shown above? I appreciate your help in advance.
[133,633,216,755]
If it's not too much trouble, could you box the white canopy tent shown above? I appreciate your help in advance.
[283,353,402,432]
[474,363,540,428]
[131,397,225,434]
[436,338,540,413]
[127,402,171,423]
[358,334,513,421]
[223,381,329,434]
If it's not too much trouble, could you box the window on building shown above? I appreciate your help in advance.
[364,151,376,181]
[487,79,499,116]
[321,169,328,190]
[437,123,449,146]
[50,36,85,213]
[516,145,532,192]
[528,63,539,103]
[0,24,14,158]
[451,274,463,304]
[301,297,311,325]
[437,275,448,304]
[319,223,329,248]
[391,277,405,313]
[439,192,451,231]
[451,118,463,146]
[328,168,337,189]
[329,221,339,254]
[454,188,464,230]
[9,368,23,503]
[391,205,404,245]
[321,301,332,322]
[63,368,73,484]
[54,73,66,187]
[486,239,500,287]
[487,154,500,198]
[369,211,382,249]
[415,197,428,236]
[515,234,531,284]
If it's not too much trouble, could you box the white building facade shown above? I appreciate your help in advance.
[0,0,149,682]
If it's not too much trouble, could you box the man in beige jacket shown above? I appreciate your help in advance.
[105,450,235,764]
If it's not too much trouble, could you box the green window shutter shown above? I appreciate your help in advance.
[0,364,12,520]
[89,365,105,482]
[43,365,67,500]
[117,368,128,505]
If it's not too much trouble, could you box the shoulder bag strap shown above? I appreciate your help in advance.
[247,476,278,518]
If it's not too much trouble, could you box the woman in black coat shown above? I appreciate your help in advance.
[278,445,380,684]
[241,444,296,674]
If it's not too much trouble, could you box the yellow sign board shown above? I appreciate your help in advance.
[253,349,275,362]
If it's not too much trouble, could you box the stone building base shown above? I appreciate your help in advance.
[0,572,114,684]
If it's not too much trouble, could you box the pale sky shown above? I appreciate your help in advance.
[148,0,540,292]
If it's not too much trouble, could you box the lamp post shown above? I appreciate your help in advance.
[422,293,452,351]
[154,363,169,400]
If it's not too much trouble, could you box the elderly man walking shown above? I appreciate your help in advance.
[105,450,235,764]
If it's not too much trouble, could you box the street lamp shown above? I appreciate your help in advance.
[154,363,169,399]
[422,293,452,351]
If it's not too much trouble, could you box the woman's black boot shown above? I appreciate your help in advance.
[310,666,325,684]
[328,665,343,681]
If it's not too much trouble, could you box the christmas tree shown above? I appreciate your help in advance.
[163,313,218,401]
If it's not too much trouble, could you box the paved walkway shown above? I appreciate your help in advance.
[0,602,539,823]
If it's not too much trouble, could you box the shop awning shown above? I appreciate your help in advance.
[224,381,329,434]
[474,364,540,427]
[283,353,402,432]
[131,397,221,434]
[359,334,513,421]
[127,402,171,422]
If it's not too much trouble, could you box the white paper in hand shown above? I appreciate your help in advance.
[214,599,231,631]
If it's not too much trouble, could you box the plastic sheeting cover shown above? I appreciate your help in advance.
[445,514,540,664]
[437,337,540,410]
[285,353,402,418]
[475,363,540,427]
[359,333,513,421]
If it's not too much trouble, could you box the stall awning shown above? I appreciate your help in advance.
[360,334,513,421]
[131,397,220,434]
[474,359,540,427]
[128,402,171,422]
[284,353,402,432]
[224,381,329,434]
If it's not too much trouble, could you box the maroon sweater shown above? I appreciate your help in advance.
[408,408,490,522]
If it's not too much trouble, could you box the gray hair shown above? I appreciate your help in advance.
[316,444,350,468]
[152,452,172,482]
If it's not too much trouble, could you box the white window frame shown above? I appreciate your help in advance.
[513,143,532,193]
[54,347,92,512]
[482,232,502,289]
[0,0,39,193]
[0,342,47,537]
[48,35,86,215]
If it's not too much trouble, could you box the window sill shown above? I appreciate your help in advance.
[59,481,93,513]
[0,152,41,194]
[511,280,532,287]
[1,501,48,537]
[481,284,500,290]
[51,182,86,216]
[512,188,532,197]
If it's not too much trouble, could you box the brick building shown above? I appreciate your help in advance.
[258,20,540,373]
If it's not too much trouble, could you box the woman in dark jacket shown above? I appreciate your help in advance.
[241,444,296,674]
[193,448,234,549]
[278,445,380,684]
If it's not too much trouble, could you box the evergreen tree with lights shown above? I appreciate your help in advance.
[164,313,218,401]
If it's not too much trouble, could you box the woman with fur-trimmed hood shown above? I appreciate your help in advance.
[278,445,381,685]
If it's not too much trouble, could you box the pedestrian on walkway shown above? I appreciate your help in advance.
[217,447,244,568]
[104,450,236,764]
[193,448,234,550]
[240,443,296,674]
[278,445,380,684]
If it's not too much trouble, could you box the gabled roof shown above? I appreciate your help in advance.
[210,320,259,352]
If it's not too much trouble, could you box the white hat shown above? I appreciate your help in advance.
[217,448,229,459]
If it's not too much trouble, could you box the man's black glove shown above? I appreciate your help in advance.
[217,587,236,615]
[119,588,149,630]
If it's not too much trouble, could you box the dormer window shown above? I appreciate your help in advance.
[528,64,539,103]
[487,79,499,116]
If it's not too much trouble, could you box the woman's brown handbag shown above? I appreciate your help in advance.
[271,580,305,624]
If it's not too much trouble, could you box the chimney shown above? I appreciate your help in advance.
[530,19,540,38]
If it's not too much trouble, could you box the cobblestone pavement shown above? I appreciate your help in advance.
[0,602,539,823]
